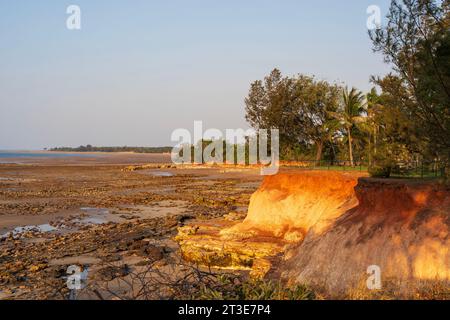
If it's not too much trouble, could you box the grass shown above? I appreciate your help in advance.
[193,275,316,300]
[283,165,368,172]
[283,164,447,179]
[390,171,445,179]
[345,278,450,300]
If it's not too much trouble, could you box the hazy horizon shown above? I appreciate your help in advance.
[1,0,391,150]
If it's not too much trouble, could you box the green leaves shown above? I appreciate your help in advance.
[196,276,316,300]
[370,0,450,161]
[244,69,342,161]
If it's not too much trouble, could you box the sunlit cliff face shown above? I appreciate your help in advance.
[348,179,449,281]
[221,172,362,242]
[177,171,449,295]
[278,174,449,295]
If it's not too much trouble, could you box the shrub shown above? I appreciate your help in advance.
[195,275,316,300]
[369,155,395,178]
[369,164,392,178]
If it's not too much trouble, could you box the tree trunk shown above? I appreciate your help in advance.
[315,140,323,165]
[374,126,377,155]
[368,132,372,167]
[347,127,354,167]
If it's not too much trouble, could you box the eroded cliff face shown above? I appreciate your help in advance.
[176,171,449,296]
[281,178,450,296]
[221,172,361,242]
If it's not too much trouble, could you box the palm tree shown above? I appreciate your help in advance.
[330,87,367,166]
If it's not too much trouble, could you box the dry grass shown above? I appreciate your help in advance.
[345,277,449,300]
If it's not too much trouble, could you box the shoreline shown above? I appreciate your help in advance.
[0,157,262,299]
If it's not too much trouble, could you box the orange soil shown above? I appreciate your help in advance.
[221,171,364,242]
[177,170,449,295]
[270,175,449,295]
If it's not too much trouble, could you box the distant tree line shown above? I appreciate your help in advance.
[49,145,172,154]
[244,0,449,177]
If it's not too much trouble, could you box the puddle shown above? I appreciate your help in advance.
[80,207,109,214]
[0,177,38,183]
[77,217,107,225]
[0,203,190,241]
[0,208,113,239]
[75,207,110,225]
[1,223,58,239]
[149,171,174,177]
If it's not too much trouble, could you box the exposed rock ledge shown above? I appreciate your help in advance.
[176,171,449,296]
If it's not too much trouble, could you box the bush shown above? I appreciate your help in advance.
[369,162,392,178]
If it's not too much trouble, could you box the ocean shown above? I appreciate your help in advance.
[0,151,93,159]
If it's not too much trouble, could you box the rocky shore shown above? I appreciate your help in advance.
[0,158,262,299]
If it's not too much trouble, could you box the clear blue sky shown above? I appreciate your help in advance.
[0,0,392,150]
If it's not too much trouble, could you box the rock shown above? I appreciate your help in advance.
[223,211,246,221]
[96,265,130,281]
[250,259,272,279]
[175,220,284,275]
[176,214,195,223]
[140,244,164,261]
[177,225,199,237]
[128,241,146,251]
[29,264,47,272]
[103,254,122,262]
[135,260,150,266]
[163,217,179,229]
[115,242,129,252]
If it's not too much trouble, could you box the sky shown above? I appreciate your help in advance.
[0,0,392,150]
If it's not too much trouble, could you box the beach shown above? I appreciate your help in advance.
[0,152,262,299]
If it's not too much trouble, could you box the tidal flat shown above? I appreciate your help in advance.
[0,153,262,299]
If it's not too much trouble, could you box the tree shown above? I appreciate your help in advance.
[291,76,341,162]
[364,88,382,166]
[244,69,341,162]
[245,69,299,156]
[368,76,420,170]
[370,0,450,161]
[330,88,366,166]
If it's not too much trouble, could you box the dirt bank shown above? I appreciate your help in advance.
[221,171,363,242]
[281,177,449,297]
[176,171,364,278]
[177,171,449,298]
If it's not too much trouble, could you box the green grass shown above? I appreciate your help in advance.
[283,165,368,172]
[283,164,446,179]
[192,276,316,300]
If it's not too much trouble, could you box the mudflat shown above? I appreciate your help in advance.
[0,153,263,299]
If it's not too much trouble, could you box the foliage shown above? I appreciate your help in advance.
[245,69,342,161]
[370,0,450,162]
[330,87,367,166]
[242,0,449,177]
[368,163,393,178]
[195,275,316,300]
